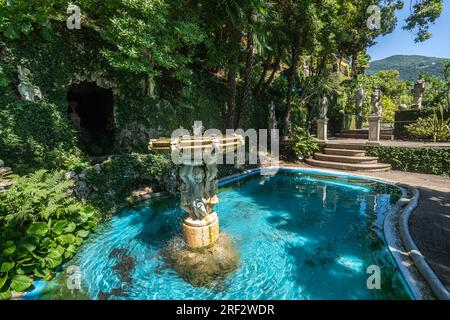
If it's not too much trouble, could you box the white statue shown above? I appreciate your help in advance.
[355,85,365,116]
[319,96,329,119]
[268,101,277,130]
[412,79,426,110]
[17,66,42,102]
[371,88,382,116]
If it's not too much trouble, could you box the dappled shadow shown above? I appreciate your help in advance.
[409,186,450,292]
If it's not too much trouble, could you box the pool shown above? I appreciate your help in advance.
[36,169,411,300]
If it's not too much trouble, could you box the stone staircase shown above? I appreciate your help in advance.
[306,142,391,172]
[0,160,15,192]
[335,128,394,140]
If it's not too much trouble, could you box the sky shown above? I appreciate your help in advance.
[368,1,450,61]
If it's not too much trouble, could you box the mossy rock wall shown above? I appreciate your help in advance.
[0,24,245,174]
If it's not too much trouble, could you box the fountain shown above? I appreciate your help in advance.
[148,127,243,286]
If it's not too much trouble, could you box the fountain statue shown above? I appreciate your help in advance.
[148,129,243,286]
[411,79,426,110]
[371,88,382,116]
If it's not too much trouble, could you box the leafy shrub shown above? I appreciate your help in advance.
[291,127,319,159]
[394,107,450,139]
[0,101,81,175]
[406,107,450,142]
[366,146,450,176]
[82,153,175,215]
[0,170,99,299]
[381,96,397,124]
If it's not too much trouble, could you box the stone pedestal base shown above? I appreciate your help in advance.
[183,212,219,249]
[316,118,328,143]
[368,115,381,144]
[163,233,239,287]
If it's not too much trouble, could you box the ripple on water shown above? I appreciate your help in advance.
[51,172,409,300]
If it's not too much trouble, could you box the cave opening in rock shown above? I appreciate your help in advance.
[67,82,114,156]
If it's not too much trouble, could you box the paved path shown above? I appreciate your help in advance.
[280,162,450,293]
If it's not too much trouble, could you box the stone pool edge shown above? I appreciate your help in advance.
[20,165,444,300]
[269,166,449,300]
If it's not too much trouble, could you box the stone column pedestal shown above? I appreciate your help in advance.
[316,118,328,143]
[367,115,381,145]
[182,212,219,249]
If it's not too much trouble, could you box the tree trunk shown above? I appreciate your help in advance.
[283,36,300,134]
[227,59,238,129]
[261,53,281,95]
[256,56,271,95]
[351,53,358,78]
[237,32,254,128]
[227,30,242,129]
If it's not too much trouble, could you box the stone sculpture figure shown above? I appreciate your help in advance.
[412,79,426,110]
[17,66,42,102]
[268,101,278,130]
[371,88,382,116]
[177,135,221,220]
[319,96,329,119]
[355,85,365,116]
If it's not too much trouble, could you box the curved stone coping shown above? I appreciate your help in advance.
[21,165,444,300]
[398,188,450,300]
[219,166,449,300]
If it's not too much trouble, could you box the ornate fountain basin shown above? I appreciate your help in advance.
[149,134,243,248]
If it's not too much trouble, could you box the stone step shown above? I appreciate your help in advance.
[335,133,394,140]
[0,167,12,177]
[314,153,378,164]
[305,158,391,172]
[324,142,366,150]
[324,148,366,157]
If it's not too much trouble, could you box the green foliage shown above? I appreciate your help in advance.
[394,108,450,139]
[406,107,450,142]
[381,95,397,124]
[0,0,66,40]
[0,101,83,175]
[82,153,174,215]
[403,0,443,42]
[291,127,319,159]
[366,146,450,176]
[99,0,205,86]
[0,170,99,299]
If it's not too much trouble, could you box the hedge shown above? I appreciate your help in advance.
[394,108,450,139]
[366,146,450,176]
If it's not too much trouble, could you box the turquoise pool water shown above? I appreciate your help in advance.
[39,169,411,300]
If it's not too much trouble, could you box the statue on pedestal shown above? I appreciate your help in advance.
[412,79,426,110]
[371,88,382,117]
[355,85,365,116]
[319,96,329,119]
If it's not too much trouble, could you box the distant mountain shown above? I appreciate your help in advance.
[366,55,449,81]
